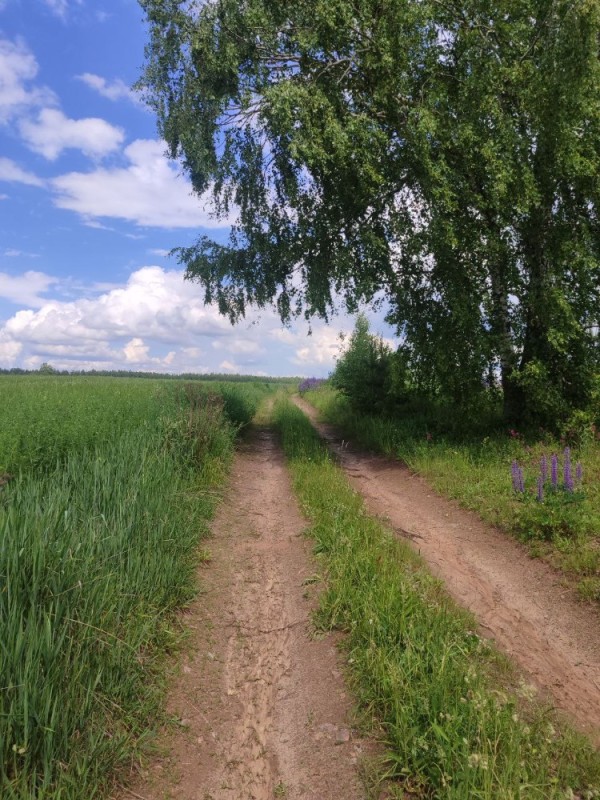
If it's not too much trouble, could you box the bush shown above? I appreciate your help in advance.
[331,315,398,414]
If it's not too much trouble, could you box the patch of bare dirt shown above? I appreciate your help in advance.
[118,424,369,800]
[294,396,600,742]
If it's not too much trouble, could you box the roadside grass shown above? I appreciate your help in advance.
[305,387,600,599]
[0,379,268,798]
[273,395,600,799]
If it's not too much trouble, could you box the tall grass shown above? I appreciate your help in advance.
[273,396,600,799]
[306,387,600,598]
[0,376,273,477]
[0,379,262,798]
[0,376,173,476]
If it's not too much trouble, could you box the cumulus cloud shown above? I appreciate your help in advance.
[51,139,235,228]
[0,270,57,307]
[291,327,343,366]
[0,36,56,123]
[0,158,44,186]
[76,73,140,106]
[0,266,398,374]
[20,108,125,160]
[0,334,23,366]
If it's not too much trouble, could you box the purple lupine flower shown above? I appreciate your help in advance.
[540,454,548,484]
[298,377,325,393]
[563,447,572,491]
[536,475,544,503]
[576,462,583,485]
[511,460,520,492]
[551,454,558,488]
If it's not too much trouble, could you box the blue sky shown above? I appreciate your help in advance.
[0,0,396,376]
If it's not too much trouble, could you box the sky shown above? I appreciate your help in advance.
[0,0,397,377]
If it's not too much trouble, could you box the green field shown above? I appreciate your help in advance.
[0,375,272,798]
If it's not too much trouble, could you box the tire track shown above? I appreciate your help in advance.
[295,396,600,742]
[118,423,368,800]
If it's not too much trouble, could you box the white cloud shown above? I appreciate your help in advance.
[0,157,45,187]
[20,108,125,160]
[42,0,81,20]
[76,72,140,106]
[0,266,398,374]
[212,338,264,356]
[0,36,56,123]
[219,359,240,372]
[43,0,68,17]
[291,327,343,365]
[0,335,23,366]
[148,248,171,257]
[0,270,57,307]
[124,337,149,363]
[4,249,39,258]
[51,139,235,229]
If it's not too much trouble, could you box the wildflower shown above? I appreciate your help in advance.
[511,461,524,493]
[551,454,558,488]
[468,753,489,770]
[540,454,548,483]
[536,476,544,503]
[576,462,583,485]
[298,377,325,394]
[564,447,573,492]
[511,460,520,492]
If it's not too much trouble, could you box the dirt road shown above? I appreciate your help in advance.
[294,397,600,741]
[120,424,368,800]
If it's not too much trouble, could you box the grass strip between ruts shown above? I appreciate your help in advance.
[273,396,600,799]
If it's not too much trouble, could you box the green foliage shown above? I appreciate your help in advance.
[0,376,172,475]
[139,0,600,425]
[273,396,600,798]
[331,315,399,414]
[307,387,600,591]
[0,377,267,797]
[0,376,272,476]
[38,362,58,375]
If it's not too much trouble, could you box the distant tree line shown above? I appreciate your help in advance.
[0,365,299,384]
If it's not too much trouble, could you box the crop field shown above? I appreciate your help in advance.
[0,375,272,798]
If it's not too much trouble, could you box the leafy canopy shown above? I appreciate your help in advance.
[138,0,600,420]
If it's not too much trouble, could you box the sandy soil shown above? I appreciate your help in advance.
[294,397,600,741]
[118,424,369,800]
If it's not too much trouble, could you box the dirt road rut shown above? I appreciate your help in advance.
[295,397,600,741]
[121,425,367,800]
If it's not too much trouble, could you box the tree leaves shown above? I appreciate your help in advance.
[138,0,600,421]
